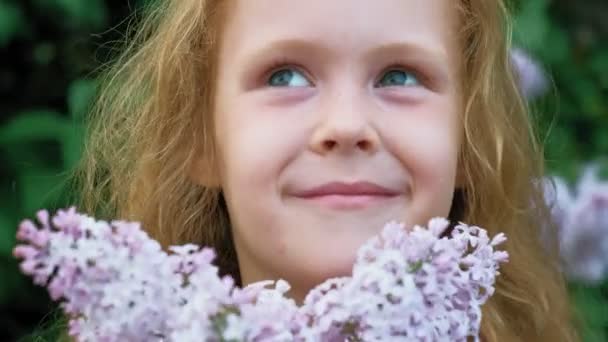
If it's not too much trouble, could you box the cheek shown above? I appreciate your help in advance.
[413,139,458,217]
[382,106,460,213]
[215,101,306,190]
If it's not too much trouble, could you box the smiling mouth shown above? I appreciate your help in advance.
[291,181,401,210]
[300,194,397,210]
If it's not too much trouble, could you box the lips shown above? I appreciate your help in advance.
[294,181,400,198]
[290,181,401,210]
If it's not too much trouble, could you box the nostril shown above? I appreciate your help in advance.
[321,140,373,151]
[358,140,371,151]
[323,140,337,150]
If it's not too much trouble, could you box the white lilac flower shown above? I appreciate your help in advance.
[222,279,306,341]
[14,208,508,341]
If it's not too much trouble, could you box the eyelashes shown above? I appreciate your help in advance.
[262,58,314,86]
[258,57,434,89]
[375,61,430,88]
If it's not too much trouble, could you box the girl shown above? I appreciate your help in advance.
[72,0,579,340]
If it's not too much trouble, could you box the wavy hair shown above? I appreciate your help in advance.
[70,0,580,340]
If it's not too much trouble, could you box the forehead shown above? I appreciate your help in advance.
[221,0,460,66]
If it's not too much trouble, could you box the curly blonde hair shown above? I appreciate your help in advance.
[70,0,580,340]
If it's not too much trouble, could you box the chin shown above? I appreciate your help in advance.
[287,247,359,289]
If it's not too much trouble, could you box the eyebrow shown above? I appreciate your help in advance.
[239,38,454,88]
[364,42,450,71]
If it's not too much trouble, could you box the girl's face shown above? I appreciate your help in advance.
[213,0,462,301]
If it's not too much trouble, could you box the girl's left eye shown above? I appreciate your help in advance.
[267,68,312,87]
[376,70,420,88]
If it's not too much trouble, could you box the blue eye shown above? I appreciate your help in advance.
[268,68,311,87]
[376,70,420,87]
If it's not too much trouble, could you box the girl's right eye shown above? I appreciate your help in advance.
[267,68,312,87]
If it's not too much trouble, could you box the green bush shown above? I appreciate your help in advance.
[513,0,608,180]
[0,0,138,339]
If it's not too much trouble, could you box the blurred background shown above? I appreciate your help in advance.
[0,0,607,341]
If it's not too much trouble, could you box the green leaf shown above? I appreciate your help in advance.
[68,79,97,120]
[0,111,70,146]
[56,0,108,30]
[0,2,26,47]
[582,328,608,342]
[544,124,581,169]
[595,158,608,180]
[61,123,84,170]
[0,209,16,257]
[594,129,608,155]
[0,259,24,306]
[571,285,608,327]
[538,25,569,65]
[572,78,603,119]
[513,0,550,52]
[33,42,57,66]
[0,142,63,174]
[17,167,68,216]
[590,48,608,89]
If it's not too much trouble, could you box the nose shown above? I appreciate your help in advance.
[309,91,380,155]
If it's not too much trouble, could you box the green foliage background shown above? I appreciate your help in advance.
[0,0,606,341]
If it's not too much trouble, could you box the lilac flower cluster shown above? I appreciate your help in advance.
[544,164,608,284]
[510,48,549,100]
[298,219,508,341]
[14,208,508,341]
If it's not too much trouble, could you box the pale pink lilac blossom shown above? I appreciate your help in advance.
[544,164,608,284]
[510,48,549,99]
[14,208,508,341]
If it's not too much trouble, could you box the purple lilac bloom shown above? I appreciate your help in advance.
[545,164,608,284]
[14,209,508,341]
[510,47,549,99]
[301,219,508,342]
